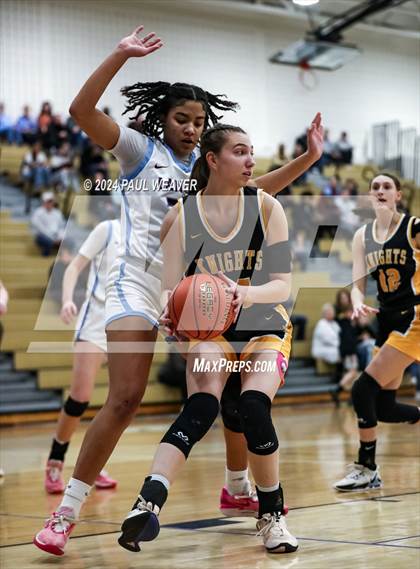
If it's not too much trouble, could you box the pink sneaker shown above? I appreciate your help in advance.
[94,470,117,489]
[219,486,259,517]
[45,460,65,494]
[33,507,76,556]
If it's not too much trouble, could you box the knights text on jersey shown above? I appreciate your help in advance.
[179,186,290,336]
[363,214,420,311]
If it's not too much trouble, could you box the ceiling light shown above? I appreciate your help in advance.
[292,0,319,6]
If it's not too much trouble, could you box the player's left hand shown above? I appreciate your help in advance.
[306,112,324,162]
[216,272,246,322]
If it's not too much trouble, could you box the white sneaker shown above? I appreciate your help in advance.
[334,463,382,492]
[256,513,298,553]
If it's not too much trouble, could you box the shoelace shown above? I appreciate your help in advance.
[134,495,160,516]
[234,489,257,501]
[256,514,284,538]
[48,467,61,482]
[47,511,73,533]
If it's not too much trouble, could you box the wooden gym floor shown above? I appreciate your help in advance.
[0,403,419,569]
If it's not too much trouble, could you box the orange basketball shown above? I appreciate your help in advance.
[168,274,235,341]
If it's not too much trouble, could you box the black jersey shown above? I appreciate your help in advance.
[179,186,289,336]
[364,214,420,311]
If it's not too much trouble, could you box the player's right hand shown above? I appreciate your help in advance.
[116,26,163,58]
[352,303,379,320]
[61,301,78,325]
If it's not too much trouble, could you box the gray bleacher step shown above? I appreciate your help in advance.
[0,399,62,414]
[0,389,61,404]
[0,378,37,392]
[279,383,336,396]
[0,371,36,383]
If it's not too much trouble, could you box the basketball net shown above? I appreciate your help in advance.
[298,60,318,91]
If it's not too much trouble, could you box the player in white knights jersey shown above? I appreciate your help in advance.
[34,25,323,556]
[43,219,121,499]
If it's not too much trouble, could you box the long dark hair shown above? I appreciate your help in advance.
[121,81,239,140]
[190,124,246,192]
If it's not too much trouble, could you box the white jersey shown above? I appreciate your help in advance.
[79,219,121,304]
[109,126,199,278]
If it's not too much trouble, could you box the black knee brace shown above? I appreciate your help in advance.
[351,372,381,429]
[63,396,89,417]
[221,372,243,433]
[238,390,278,456]
[377,390,420,424]
[161,392,219,458]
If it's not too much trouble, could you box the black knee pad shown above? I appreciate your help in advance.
[351,372,381,429]
[221,372,243,433]
[377,390,420,424]
[63,396,89,417]
[238,390,278,456]
[161,392,219,458]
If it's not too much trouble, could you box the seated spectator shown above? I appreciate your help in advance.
[292,230,310,271]
[268,143,288,171]
[321,129,335,169]
[291,142,307,185]
[311,303,341,365]
[31,191,66,256]
[50,142,79,193]
[0,103,13,144]
[13,105,37,145]
[355,313,377,371]
[66,115,84,150]
[322,175,341,196]
[336,131,353,165]
[343,177,358,196]
[79,140,109,179]
[335,289,359,392]
[21,141,50,192]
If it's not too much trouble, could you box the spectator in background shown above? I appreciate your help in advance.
[336,131,353,165]
[355,313,377,371]
[268,143,288,170]
[292,230,309,271]
[0,103,13,143]
[295,128,308,152]
[50,141,79,193]
[291,142,307,185]
[38,101,53,132]
[21,140,50,191]
[31,191,66,256]
[79,140,109,179]
[14,105,37,145]
[343,177,359,196]
[334,289,359,392]
[321,129,335,168]
[311,303,341,365]
[322,174,341,196]
[66,115,84,150]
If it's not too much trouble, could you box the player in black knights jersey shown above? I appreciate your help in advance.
[335,173,420,492]
[117,124,298,555]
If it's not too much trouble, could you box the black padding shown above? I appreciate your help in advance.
[238,390,278,455]
[377,390,420,424]
[351,372,381,429]
[161,392,219,458]
[63,396,89,417]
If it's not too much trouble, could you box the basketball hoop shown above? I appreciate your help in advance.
[298,60,318,91]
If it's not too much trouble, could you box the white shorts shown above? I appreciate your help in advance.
[75,296,107,352]
[105,259,162,329]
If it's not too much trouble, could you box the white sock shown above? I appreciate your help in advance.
[60,477,92,519]
[256,483,279,493]
[149,474,170,491]
[226,468,251,495]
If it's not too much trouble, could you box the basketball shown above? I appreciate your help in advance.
[168,274,235,340]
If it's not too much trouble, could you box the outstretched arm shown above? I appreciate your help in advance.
[253,112,324,196]
[69,26,163,150]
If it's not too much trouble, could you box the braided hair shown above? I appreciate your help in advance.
[121,81,239,139]
[190,124,247,192]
